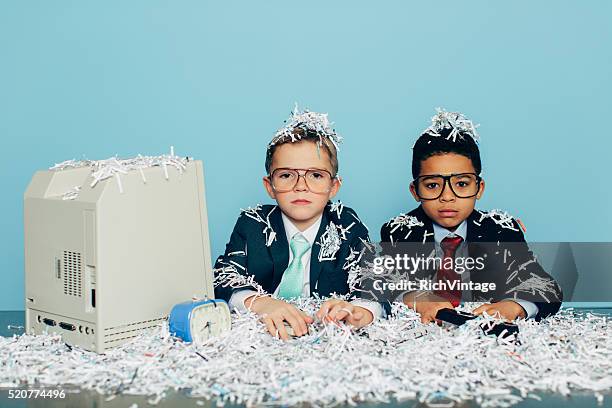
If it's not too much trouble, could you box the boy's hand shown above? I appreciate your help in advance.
[402,291,454,324]
[472,300,527,321]
[316,299,374,329]
[246,295,314,340]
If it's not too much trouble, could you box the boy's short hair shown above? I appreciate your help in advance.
[265,128,339,176]
[412,109,482,178]
[266,106,342,176]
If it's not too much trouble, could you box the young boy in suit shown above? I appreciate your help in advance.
[214,106,383,339]
[380,109,562,323]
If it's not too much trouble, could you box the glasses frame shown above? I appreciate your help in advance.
[269,167,337,194]
[413,172,482,200]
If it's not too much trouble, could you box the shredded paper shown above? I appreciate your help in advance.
[50,147,189,196]
[241,205,278,247]
[269,104,343,151]
[1,301,610,407]
[476,209,519,232]
[422,108,480,144]
[388,214,425,240]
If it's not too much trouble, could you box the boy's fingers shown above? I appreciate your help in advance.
[316,302,331,321]
[330,304,351,321]
[335,310,349,322]
[295,313,310,335]
[298,310,314,324]
[432,307,446,324]
[326,304,342,320]
[315,305,324,321]
[316,300,337,320]
[517,218,527,232]
[347,313,368,328]
[286,308,307,336]
[302,312,314,324]
[283,312,303,337]
[272,317,289,340]
[346,308,369,326]
[424,308,439,323]
[473,304,491,315]
[423,308,440,324]
[472,305,485,314]
[433,315,444,325]
[420,311,433,324]
[262,317,276,337]
[483,307,497,315]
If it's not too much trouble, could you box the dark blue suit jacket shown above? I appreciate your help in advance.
[214,202,371,303]
[380,205,563,321]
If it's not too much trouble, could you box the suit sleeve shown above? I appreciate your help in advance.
[343,224,393,317]
[496,219,563,320]
[377,221,435,314]
[213,215,260,302]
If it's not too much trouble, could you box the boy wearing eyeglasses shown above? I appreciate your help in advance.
[380,109,562,323]
[214,106,383,340]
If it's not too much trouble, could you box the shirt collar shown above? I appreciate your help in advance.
[281,213,322,246]
[432,219,468,243]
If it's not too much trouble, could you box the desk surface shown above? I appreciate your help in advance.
[1,309,611,408]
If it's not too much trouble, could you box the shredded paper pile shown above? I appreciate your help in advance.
[1,301,611,407]
[50,147,189,197]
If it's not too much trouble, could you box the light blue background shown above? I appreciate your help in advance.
[1,1,610,311]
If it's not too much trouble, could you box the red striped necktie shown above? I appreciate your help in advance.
[434,235,463,307]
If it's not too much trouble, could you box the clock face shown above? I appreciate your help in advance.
[190,302,232,345]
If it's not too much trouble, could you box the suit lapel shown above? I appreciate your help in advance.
[465,209,488,281]
[466,209,483,242]
[309,209,329,294]
[267,206,290,289]
[415,205,436,243]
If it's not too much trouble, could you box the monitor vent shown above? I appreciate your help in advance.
[104,317,167,345]
[63,251,82,297]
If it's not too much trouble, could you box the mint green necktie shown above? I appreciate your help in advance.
[277,234,311,299]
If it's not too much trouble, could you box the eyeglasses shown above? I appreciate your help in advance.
[413,173,482,200]
[269,168,335,193]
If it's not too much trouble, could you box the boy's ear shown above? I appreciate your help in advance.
[476,178,485,200]
[328,176,342,199]
[263,176,276,199]
[409,182,420,202]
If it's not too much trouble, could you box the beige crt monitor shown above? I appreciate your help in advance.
[24,159,214,353]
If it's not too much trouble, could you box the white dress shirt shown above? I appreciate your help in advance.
[229,213,383,321]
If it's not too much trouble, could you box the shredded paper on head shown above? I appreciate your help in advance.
[269,104,343,151]
[422,107,480,144]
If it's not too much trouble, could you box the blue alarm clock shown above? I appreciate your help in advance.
[169,298,231,344]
